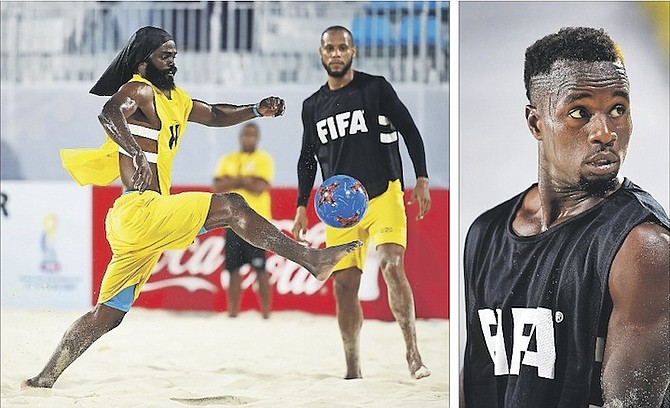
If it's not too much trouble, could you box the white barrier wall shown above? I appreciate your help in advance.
[0,181,92,309]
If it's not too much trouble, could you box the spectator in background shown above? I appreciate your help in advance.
[213,123,274,319]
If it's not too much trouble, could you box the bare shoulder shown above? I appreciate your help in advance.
[102,81,158,126]
[613,222,669,277]
[113,81,154,103]
[610,222,669,305]
[603,221,669,408]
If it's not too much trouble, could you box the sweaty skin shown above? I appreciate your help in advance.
[23,39,360,390]
[520,60,669,407]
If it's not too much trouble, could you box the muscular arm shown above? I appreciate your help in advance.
[379,79,429,180]
[602,222,670,407]
[189,96,285,127]
[296,102,319,208]
[379,79,431,219]
[292,101,319,242]
[98,82,155,192]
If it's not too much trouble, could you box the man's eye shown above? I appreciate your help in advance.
[568,108,590,119]
[610,105,626,118]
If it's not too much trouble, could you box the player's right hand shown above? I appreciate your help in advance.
[291,206,310,244]
[257,96,286,117]
[131,151,152,193]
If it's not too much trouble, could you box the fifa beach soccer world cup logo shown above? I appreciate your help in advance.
[40,213,61,273]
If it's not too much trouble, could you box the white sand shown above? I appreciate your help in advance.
[1,309,449,407]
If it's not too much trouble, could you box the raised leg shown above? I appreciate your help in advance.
[203,193,361,281]
[333,267,363,379]
[377,243,430,379]
[23,304,126,388]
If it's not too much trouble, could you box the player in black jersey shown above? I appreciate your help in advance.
[291,26,432,380]
[462,27,670,407]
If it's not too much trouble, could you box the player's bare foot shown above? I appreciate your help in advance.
[306,240,362,281]
[344,370,362,380]
[411,364,431,379]
[408,350,430,379]
[22,377,53,389]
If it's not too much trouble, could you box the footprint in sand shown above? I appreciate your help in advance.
[170,395,259,406]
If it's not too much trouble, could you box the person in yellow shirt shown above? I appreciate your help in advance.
[24,26,360,389]
[214,123,274,318]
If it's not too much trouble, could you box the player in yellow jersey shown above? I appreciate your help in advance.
[24,26,360,389]
[214,123,274,318]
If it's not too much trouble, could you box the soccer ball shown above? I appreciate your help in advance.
[314,174,369,228]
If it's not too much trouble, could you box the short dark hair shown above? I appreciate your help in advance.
[241,122,259,132]
[321,25,354,45]
[524,27,624,101]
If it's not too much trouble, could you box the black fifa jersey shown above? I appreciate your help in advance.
[297,71,428,207]
[463,178,670,408]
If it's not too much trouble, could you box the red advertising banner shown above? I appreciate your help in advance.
[92,186,449,320]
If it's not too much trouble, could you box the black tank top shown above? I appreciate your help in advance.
[463,178,669,408]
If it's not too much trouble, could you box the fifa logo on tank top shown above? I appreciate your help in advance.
[316,110,368,143]
[478,307,557,379]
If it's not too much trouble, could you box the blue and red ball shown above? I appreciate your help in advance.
[314,174,369,228]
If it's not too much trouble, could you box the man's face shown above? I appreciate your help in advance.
[319,30,356,78]
[240,125,259,153]
[527,60,632,193]
[144,40,178,90]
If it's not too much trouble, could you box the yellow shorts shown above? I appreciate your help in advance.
[97,190,212,304]
[326,179,407,272]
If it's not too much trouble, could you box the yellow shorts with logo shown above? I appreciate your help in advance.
[97,190,212,305]
[326,179,406,272]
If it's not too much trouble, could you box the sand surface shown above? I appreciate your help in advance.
[1,309,449,407]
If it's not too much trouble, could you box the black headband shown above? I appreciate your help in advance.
[90,26,173,96]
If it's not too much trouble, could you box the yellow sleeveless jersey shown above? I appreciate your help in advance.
[60,74,194,195]
[213,150,274,219]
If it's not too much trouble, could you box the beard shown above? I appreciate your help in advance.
[322,58,353,78]
[577,174,619,197]
[145,60,177,90]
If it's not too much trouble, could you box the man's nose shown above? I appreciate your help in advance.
[589,113,617,145]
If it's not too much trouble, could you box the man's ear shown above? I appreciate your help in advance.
[525,105,543,141]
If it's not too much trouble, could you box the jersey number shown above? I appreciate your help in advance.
[169,124,181,149]
[478,307,557,379]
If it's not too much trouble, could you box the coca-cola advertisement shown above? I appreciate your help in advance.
[92,186,449,320]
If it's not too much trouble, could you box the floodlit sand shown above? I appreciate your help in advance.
[1,308,449,407]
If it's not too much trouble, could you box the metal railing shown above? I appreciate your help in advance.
[1,1,449,85]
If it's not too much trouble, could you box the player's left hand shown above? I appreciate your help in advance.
[257,96,286,117]
[408,177,431,220]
